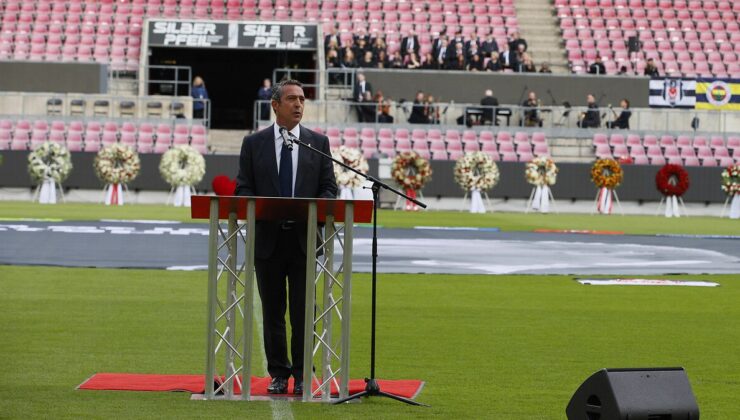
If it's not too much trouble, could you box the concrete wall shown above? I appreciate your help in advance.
[0,151,726,203]
[361,69,651,108]
[0,61,108,94]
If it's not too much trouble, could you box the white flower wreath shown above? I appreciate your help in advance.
[159,145,206,187]
[454,151,500,191]
[331,146,368,188]
[94,144,140,185]
[28,142,73,184]
[525,156,558,187]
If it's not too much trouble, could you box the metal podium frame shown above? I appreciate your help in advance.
[190,195,372,402]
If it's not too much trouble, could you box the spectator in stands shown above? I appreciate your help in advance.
[401,31,420,59]
[422,53,438,70]
[358,50,376,68]
[499,44,514,70]
[450,53,467,71]
[435,39,449,68]
[432,35,446,59]
[486,52,502,71]
[376,50,388,69]
[326,49,342,84]
[644,58,660,78]
[521,54,536,72]
[378,99,394,123]
[370,37,386,58]
[353,38,369,61]
[424,95,441,124]
[605,99,631,129]
[387,51,404,68]
[257,78,272,121]
[191,76,208,120]
[480,34,499,58]
[408,91,430,124]
[588,55,606,75]
[341,48,357,68]
[577,94,601,128]
[508,31,528,53]
[405,52,422,69]
[539,62,552,73]
[324,26,340,51]
[522,91,542,127]
[617,65,628,75]
[353,73,372,121]
[467,53,484,71]
[480,89,499,125]
[465,37,481,60]
[360,90,376,122]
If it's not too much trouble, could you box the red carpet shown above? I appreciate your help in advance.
[78,373,423,399]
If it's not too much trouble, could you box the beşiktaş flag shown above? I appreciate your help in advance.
[695,79,740,110]
[648,78,696,108]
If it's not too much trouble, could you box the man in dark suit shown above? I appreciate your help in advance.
[577,94,601,128]
[588,55,606,75]
[352,72,373,121]
[400,31,420,59]
[480,89,499,125]
[234,79,338,395]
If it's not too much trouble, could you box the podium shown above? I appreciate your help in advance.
[190,195,373,402]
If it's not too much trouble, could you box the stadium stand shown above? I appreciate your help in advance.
[0,117,207,154]
[557,0,740,76]
[592,132,739,166]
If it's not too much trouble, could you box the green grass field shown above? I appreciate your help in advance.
[1,201,738,418]
[1,201,739,235]
[1,267,739,419]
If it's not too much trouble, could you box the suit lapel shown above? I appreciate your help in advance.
[295,126,314,196]
[261,125,280,194]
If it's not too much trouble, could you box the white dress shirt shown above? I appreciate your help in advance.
[273,123,300,196]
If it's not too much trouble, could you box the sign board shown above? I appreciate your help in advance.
[148,19,318,50]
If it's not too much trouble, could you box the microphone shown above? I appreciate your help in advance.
[278,126,293,150]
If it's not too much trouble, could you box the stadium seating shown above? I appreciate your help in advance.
[592,132,740,166]
[557,0,740,76]
[0,117,208,154]
[313,125,549,161]
[0,0,520,68]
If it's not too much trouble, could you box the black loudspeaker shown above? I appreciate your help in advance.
[628,36,640,53]
[566,368,700,420]
[280,25,294,43]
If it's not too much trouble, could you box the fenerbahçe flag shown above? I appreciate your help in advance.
[695,79,740,110]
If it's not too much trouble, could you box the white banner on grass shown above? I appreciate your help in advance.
[577,278,719,287]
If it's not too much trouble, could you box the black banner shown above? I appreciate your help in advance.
[147,20,317,50]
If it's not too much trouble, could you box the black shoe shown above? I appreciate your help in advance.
[293,378,303,395]
[267,377,288,394]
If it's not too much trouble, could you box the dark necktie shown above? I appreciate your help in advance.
[279,141,293,197]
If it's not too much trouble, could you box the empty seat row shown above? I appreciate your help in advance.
[592,133,740,166]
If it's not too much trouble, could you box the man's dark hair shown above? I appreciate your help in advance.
[271,79,303,102]
[622,98,630,108]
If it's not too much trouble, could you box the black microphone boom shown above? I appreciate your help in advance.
[278,126,294,150]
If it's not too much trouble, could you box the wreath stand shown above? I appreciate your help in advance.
[525,185,557,214]
[656,195,687,218]
[393,189,425,211]
[103,183,128,206]
[721,194,740,219]
[592,187,623,215]
[34,177,66,204]
[460,189,492,213]
[338,186,354,200]
[167,185,196,207]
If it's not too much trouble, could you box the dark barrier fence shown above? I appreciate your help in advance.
[0,151,727,203]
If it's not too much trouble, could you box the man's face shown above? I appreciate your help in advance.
[529,92,536,101]
[272,84,305,129]
[587,95,595,104]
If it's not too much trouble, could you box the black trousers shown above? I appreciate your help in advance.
[255,228,307,379]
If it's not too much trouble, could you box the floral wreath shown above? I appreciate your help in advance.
[655,164,690,197]
[454,151,499,191]
[159,145,206,187]
[721,163,740,196]
[525,156,558,187]
[391,151,432,190]
[331,146,369,188]
[28,142,73,184]
[591,158,623,189]
[94,144,141,184]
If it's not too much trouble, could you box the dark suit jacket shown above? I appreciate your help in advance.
[234,125,338,259]
[400,36,420,56]
[352,80,373,102]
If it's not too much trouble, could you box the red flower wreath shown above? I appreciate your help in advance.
[655,164,690,197]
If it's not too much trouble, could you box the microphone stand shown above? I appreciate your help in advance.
[284,132,428,407]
